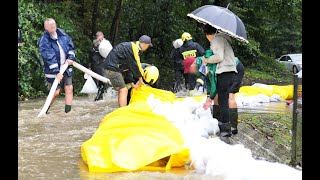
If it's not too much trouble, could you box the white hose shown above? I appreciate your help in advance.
[37,63,69,117]
[72,62,111,84]
[37,62,111,118]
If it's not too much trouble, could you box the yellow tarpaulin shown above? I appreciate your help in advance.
[237,85,293,100]
[81,86,190,172]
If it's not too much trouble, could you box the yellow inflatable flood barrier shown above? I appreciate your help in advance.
[81,86,190,173]
[238,85,293,100]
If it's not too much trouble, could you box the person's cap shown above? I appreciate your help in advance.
[139,35,153,47]
[184,56,196,74]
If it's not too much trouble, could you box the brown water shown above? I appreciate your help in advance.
[18,96,225,180]
[18,94,293,179]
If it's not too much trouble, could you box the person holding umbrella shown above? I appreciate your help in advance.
[201,24,237,143]
[187,4,248,143]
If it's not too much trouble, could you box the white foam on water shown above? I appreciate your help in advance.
[147,95,302,180]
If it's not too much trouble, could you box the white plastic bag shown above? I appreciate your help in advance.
[80,74,98,94]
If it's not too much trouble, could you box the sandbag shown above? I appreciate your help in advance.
[81,86,190,172]
[99,39,113,58]
[80,74,98,94]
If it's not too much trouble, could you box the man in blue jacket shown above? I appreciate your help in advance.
[38,18,75,113]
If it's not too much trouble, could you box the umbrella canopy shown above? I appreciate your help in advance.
[187,5,248,43]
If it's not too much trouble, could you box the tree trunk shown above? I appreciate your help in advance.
[109,0,123,45]
[91,0,99,38]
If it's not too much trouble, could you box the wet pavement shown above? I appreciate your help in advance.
[18,95,294,179]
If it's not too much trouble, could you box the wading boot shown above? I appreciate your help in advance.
[212,105,221,121]
[65,104,72,113]
[230,108,238,135]
[218,122,232,144]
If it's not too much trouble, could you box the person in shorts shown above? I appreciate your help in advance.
[104,35,152,107]
[38,18,75,113]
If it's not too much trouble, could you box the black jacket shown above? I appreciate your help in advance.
[170,48,183,71]
[89,44,105,76]
[178,40,205,60]
[104,42,142,79]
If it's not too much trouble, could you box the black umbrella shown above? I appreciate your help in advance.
[187,4,248,43]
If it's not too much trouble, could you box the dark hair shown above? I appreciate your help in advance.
[203,24,217,35]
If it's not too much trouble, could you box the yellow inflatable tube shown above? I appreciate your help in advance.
[238,85,293,100]
[81,86,190,172]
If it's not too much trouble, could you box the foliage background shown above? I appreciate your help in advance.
[18,0,301,97]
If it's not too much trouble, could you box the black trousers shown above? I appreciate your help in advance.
[217,72,235,123]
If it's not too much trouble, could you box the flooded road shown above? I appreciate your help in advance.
[18,95,223,179]
[18,94,292,179]
[239,101,292,114]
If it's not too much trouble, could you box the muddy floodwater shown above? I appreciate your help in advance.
[18,95,292,179]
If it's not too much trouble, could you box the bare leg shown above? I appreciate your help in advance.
[64,85,73,105]
[118,87,128,107]
[229,93,237,108]
[50,89,61,107]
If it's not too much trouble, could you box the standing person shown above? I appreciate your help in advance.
[38,18,75,113]
[178,32,205,94]
[170,38,184,93]
[212,58,245,135]
[201,24,237,143]
[89,31,110,101]
[104,35,152,107]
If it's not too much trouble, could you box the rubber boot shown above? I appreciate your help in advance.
[218,122,232,144]
[95,84,104,101]
[46,106,51,114]
[212,105,221,121]
[230,108,238,135]
[173,81,179,93]
[65,105,71,113]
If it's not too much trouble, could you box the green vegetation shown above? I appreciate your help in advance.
[239,113,292,149]
[18,0,301,98]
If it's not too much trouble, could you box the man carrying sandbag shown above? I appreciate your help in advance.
[104,35,152,107]
[89,31,112,101]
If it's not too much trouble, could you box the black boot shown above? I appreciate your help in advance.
[95,84,105,101]
[212,105,221,121]
[218,122,232,144]
[173,81,179,93]
[65,104,72,113]
[230,108,238,135]
[46,106,51,114]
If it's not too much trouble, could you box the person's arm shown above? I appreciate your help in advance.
[206,36,224,64]
[66,35,76,65]
[38,35,60,75]
[196,43,205,56]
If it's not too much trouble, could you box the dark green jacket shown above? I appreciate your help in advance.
[197,49,239,99]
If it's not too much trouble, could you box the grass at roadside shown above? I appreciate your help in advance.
[239,113,292,149]
[242,68,292,86]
